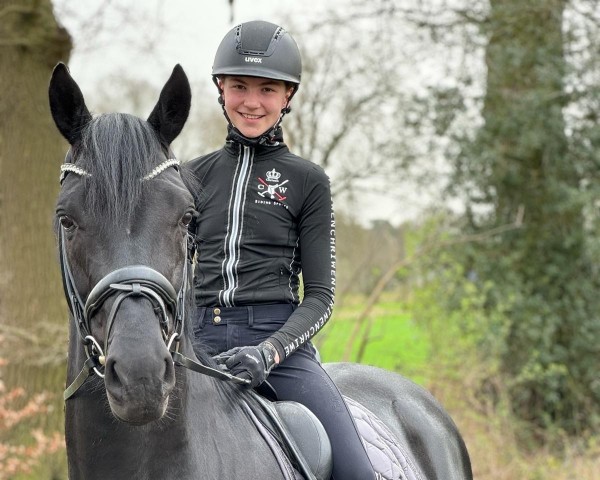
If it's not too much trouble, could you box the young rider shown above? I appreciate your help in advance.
[188,20,376,479]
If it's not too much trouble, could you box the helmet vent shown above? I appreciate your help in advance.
[237,23,279,56]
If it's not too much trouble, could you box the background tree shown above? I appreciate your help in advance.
[396,0,600,434]
[454,0,600,434]
[0,2,73,477]
[0,0,71,432]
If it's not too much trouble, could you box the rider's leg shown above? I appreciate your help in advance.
[268,344,377,480]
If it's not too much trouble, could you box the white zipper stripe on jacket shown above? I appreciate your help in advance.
[219,157,240,305]
[221,145,253,306]
[219,162,241,305]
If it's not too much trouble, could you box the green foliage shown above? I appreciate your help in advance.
[411,255,486,352]
[440,1,600,435]
[316,295,430,383]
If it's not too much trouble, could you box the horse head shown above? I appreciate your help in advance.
[49,63,194,425]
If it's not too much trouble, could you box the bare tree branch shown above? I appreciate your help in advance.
[343,206,524,362]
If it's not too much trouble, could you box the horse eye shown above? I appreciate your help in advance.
[60,216,76,230]
[181,211,194,226]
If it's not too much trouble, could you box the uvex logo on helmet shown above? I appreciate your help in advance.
[245,57,262,63]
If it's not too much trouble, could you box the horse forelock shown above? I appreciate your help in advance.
[76,113,165,223]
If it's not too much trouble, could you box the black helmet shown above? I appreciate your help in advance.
[212,20,302,86]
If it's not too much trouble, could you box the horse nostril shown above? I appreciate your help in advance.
[106,357,122,388]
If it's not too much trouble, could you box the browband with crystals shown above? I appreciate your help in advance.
[60,163,91,182]
[142,158,180,181]
[59,158,180,183]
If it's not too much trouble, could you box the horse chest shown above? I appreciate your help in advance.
[66,396,287,480]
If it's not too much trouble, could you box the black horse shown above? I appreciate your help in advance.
[49,63,472,480]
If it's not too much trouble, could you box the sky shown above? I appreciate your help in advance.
[54,0,332,99]
[52,0,437,226]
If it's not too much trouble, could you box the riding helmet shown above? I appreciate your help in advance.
[212,20,302,87]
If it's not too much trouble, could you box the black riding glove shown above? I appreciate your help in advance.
[214,342,278,388]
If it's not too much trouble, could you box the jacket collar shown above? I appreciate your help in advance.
[225,123,284,148]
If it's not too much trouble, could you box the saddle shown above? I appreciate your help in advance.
[244,390,423,480]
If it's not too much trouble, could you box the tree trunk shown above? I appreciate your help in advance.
[474,0,598,432]
[0,0,72,445]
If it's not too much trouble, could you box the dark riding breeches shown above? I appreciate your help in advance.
[193,304,377,480]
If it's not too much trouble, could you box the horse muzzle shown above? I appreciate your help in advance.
[104,336,176,425]
[82,265,182,424]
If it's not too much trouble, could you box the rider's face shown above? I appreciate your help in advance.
[220,76,292,138]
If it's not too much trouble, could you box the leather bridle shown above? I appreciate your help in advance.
[60,157,250,401]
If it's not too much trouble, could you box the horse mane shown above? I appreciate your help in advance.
[75,113,166,223]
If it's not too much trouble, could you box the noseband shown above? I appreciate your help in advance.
[60,157,249,401]
[85,264,181,350]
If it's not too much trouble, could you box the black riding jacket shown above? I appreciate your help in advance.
[187,136,336,360]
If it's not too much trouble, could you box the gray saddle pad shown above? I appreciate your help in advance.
[245,392,423,480]
[345,396,423,480]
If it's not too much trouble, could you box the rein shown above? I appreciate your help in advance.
[60,158,249,401]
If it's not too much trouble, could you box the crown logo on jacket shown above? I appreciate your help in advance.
[266,168,281,182]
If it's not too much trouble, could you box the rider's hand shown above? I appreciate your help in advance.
[214,342,278,388]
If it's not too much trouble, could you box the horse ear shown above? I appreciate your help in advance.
[147,64,192,145]
[48,63,92,145]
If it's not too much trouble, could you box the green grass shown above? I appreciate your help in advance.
[313,297,430,384]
